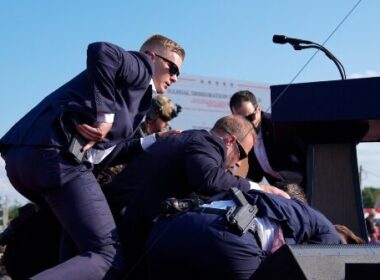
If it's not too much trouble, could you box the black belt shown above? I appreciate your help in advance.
[160,188,258,235]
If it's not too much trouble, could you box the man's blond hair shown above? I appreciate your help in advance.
[140,34,185,60]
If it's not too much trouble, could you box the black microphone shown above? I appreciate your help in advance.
[273,34,313,45]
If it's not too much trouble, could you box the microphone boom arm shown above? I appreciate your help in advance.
[273,34,347,80]
[293,43,346,80]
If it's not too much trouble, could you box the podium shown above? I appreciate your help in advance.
[270,76,380,239]
[254,244,380,279]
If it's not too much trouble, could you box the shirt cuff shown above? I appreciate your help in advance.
[97,112,115,123]
[140,133,157,150]
[249,181,262,191]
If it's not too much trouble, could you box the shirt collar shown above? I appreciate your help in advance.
[150,79,157,97]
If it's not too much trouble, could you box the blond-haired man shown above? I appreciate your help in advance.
[0,34,185,280]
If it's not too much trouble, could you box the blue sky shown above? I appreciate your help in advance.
[1,0,380,203]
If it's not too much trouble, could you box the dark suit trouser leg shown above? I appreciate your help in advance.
[146,212,264,280]
[31,173,124,280]
[4,147,125,280]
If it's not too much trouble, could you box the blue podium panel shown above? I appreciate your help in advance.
[271,77,380,143]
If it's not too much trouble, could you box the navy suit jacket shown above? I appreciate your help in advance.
[105,129,251,214]
[0,42,153,151]
[247,112,306,188]
[104,129,251,264]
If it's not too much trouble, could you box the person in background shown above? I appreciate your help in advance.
[0,34,185,280]
[229,90,307,189]
[365,210,378,243]
[97,95,182,186]
[134,94,182,138]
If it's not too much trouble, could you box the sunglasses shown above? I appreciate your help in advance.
[223,130,248,161]
[245,106,259,122]
[235,139,248,161]
[159,115,172,122]
[155,54,180,77]
[245,112,256,122]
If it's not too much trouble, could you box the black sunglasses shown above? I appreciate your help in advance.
[159,114,172,122]
[245,112,256,122]
[222,128,250,161]
[245,106,259,122]
[155,54,180,77]
[235,139,248,161]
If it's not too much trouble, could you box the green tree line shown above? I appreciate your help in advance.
[362,187,380,208]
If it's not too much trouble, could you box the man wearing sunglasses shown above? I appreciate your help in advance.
[230,90,306,189]
[103,114,289,278]
[0,34,185,280]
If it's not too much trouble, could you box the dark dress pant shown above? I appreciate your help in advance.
[146,211,266,280]
[4,146,125,280]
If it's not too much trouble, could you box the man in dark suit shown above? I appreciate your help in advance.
[104,114,290,278]
[145,188,341,280]
[0,34,185,280]
[230,90,307,188]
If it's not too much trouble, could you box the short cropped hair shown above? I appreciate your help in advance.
[140,34,185,60]
[211,115,255,143]
[229,90,258,112]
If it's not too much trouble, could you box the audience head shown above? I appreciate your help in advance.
[229,90,262,129]
[140,34,185,93]
[367,210,376,220]
[211,115,255,171]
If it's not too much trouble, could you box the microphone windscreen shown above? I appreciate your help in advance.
[272,35,287,44]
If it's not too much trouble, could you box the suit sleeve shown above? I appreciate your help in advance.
[305,208,342,244]
[86,42,152,114]
[251,192,341,245]
[282,199,341,245]
[286,201,341,244]
[184,136,250,196]
[110,138,144,165]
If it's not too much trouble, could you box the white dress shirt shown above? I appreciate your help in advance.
[201,199,279,252]
[254,129,283,180]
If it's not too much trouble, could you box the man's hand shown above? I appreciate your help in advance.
[156,129,181,139]
[250,183,290,199]
[259,184,290,199]
[76,122,112,151]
